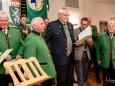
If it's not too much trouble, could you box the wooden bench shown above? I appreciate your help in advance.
[3,57,50,86]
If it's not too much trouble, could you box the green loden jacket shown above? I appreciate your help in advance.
[24,31,56,79]
[96,31,115,69]
[91,25,98,49]
[0,27,24,74]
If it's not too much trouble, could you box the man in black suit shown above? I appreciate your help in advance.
[44,7,74,86]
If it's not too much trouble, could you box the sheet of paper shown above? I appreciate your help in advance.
[0,49,13,63]
[78,26,92,40]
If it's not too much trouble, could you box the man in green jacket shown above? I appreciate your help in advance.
[17,14,31,40]
[24,17,56,86]
[0,11,24,86]
[97,20,115,86]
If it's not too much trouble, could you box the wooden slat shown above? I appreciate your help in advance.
[28,61,40,77]
[14,65,26,81]
[3,57,50,86]
[21,62,34,79]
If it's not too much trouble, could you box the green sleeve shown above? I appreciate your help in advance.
[92,25,98,42]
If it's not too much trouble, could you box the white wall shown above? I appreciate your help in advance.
[47,0,115,32]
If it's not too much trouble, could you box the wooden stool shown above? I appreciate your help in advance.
[3,57,50,86]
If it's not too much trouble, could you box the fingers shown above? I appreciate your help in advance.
[5,55,12,61]
[16,55,23,60]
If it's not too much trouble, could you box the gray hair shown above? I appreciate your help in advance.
[31,17,43,30]
[58,7,67,14]
[0,11,9,18]
[110,17,115,21]
[108,20,115,26]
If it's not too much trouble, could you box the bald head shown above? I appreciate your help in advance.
[31,17,45,34]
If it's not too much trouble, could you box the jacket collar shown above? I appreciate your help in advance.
[106,31,115,36]
[56,20,74,40]
[0,27,9,31]
[32,30,40,36]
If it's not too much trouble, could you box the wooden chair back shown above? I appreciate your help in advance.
[3,57,50,86]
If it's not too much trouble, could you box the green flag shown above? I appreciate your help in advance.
[27,0,48,24]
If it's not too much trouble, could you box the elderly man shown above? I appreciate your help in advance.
[44,7,74,86]
[0,12,24,86]
[74,17,92,86]
[23,17,56,86]
[97,20,115,86]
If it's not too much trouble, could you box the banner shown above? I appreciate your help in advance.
[0,0,20,27]
[27,0,48,24]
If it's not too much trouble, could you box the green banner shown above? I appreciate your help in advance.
[27,0,48,24]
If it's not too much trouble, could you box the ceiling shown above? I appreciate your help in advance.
[93,0,115,4]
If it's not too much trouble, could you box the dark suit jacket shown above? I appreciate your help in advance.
[44,20,74,65]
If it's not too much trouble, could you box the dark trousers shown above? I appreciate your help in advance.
[41,79,54,86]
[0,74,13,86]
[90,48,100,80]
[55,54,74,86]
[102,62,115,86]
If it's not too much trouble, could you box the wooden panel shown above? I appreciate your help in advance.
[65,0,79,8]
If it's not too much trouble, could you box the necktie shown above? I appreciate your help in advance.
[63,24,72,56]
[2,29,8,40]
[110,34,113,62]
[5,29,8,40]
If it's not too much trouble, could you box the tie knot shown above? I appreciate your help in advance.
[110,34,113,39]
[2,29,8,34]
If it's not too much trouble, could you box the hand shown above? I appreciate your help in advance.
[16,55,23,60]
[86,36,92,44]
[5,55,12,61]
[22,28,29,35]
[75,41,82,46]
[97,61,101,66]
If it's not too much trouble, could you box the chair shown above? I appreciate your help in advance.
[3,57,50,86]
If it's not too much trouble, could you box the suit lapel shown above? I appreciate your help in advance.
[57,20,66,38]
[67,23,74,41]
[57,20,74,41]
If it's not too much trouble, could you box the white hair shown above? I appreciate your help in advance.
[108,20,115,26]
[31,17,43,30]
[110,17,115,21]
[0,11,9,18]
[58,7,67,14]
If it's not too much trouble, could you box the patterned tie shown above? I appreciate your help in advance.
[63,24,72,56]
[2,29,8,40]
[110,34,113,62]
[5,29,8,40]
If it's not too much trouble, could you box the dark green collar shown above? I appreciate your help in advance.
[32,30,40,36]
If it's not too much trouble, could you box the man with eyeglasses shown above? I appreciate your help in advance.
[44,7,74,86]
[74,17,92,86]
